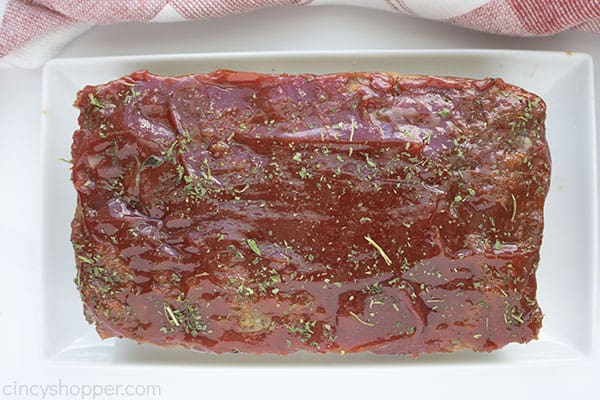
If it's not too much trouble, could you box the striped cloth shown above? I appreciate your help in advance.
[1,0,599,68]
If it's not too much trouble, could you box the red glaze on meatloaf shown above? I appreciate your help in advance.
[71,70,550,355]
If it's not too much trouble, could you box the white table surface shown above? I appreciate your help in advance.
[1,5,599,399]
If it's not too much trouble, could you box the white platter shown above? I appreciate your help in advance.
[40,50,598,395]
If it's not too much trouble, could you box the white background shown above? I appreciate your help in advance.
[1,4,599,399]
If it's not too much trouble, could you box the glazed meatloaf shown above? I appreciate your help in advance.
[70,70,550,355]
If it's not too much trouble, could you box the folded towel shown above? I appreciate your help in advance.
[1,0,598,68]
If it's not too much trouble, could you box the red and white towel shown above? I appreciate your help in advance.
[1,0,599,68]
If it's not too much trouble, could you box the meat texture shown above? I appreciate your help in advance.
[70,70,550,355]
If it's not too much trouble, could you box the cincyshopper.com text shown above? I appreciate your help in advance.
[2,380,161,399]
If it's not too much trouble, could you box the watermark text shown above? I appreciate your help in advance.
[1,379,161,399]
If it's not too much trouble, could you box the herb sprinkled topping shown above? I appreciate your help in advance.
[438,109,451,118]
[349,118,357,142]
[77,255,95,264]
[365,154,377,168]
[511,193,517,222]
[88,93,104,110]
[164,304,180,327]
[364,235,392,266]
[247,239,262,256]
[349,311,375,327]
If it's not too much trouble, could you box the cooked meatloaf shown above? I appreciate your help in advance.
[70,70,550,355]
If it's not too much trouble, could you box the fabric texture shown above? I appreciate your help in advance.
[1,0,599,68]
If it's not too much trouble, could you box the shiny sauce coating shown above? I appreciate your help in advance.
[71,70,550,355]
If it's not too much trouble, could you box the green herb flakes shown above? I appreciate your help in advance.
[438,109,450,118]
[247,239,262,256]
[88,93,104,110]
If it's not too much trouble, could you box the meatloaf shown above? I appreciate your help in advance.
[70,69,550,355]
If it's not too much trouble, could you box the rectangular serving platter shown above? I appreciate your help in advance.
[41,50,598,366]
